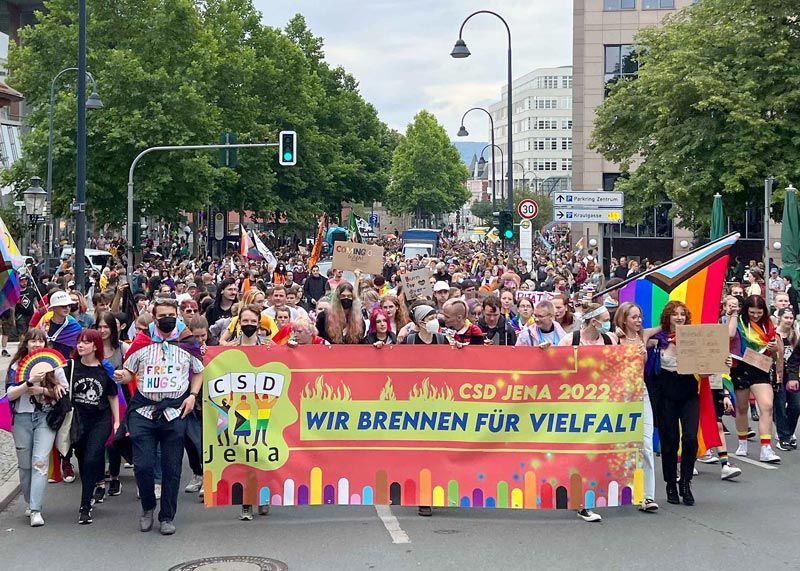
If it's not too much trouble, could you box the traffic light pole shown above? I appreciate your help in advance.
[126,142,278,277]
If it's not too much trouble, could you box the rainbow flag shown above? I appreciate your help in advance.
[598,232,740,455]
[0,214,22,316]
[307,214,326,270]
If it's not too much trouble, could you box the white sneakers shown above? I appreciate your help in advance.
[154,483,162,500]
[30,512,44,527]
[184,474,203,493]
[720,464,742,480]
[735,441,748,456]
[759,445,781,464]
[698,451,719,464]
[577,508,602,522]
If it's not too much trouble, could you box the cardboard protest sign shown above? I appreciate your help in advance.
[676,325,730,375]
[401,268,433,300]
[332,242,384,275]
[741,348,773,373]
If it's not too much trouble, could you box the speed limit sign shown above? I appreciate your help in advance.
[517,198,539,220]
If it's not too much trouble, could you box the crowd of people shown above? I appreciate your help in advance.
[5,228,796,533]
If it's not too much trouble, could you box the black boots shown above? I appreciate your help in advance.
[666,483,680,504]
[679,480,695,506]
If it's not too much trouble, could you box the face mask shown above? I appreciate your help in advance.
[340,298,353,310]
[241,324,258,338]
[597,320,611,333]
[157,316,177,334]
[425,320,440,334]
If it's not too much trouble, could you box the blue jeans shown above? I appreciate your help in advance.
[12,411,56,513]
[774,385,800,442]
[129,412,186,522]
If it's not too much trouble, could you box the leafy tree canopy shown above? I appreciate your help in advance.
[590,0,800,235]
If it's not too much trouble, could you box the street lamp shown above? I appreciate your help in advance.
[480,144,504,205]
[452,10,514,212]
[513,161,538,193]
[458,107,496,209]
[23,176,46,255]
[46,66,103,269]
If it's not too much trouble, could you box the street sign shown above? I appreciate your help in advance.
[519,219,532,265]
[487,227,500,243]
[517,198,539,220]
[554,191,624,208]
[368,213,379,227]
[554,208,624,223]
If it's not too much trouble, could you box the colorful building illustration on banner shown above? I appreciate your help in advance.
[202,345,645,510]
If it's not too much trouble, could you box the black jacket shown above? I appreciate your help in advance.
[477,316,517,346]
[303,275,330,305]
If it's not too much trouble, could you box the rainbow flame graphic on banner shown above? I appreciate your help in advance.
[616,233,740,328]
[600,232,740,454]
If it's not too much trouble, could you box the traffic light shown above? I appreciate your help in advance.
[499,210,514,240]
[279,130,297,166]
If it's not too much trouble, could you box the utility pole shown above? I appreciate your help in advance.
[73,0,88,292]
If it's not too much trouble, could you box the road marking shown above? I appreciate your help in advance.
[734,456,779,470]
[374,505,410,544]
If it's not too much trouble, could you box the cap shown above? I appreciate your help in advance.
[771,268,779,274]
[434,281,450,292]
[48,290,72,308]
[187,282,198,289]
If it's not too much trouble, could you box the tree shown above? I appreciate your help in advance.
[590,0,800,235]
[470,200,494,224]
[384,110,470,220]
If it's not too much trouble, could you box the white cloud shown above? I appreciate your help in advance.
[255,0,572,140]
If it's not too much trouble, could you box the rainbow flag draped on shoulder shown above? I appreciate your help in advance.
[596,232,740,455]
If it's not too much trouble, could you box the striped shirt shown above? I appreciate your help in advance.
[124,341,204,421]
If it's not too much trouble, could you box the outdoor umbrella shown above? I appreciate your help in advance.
[710,193,725,240]
[780,185,800,287]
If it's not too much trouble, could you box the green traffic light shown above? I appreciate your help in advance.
[504,230,513,239]
[283,152,293,161]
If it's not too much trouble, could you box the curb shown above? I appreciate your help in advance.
[0,474,20,512]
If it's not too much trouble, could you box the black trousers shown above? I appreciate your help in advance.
[654,371,700,485]
[184,409,203,476]
[74,412,112,510]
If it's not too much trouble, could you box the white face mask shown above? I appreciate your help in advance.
[425,320,440,334]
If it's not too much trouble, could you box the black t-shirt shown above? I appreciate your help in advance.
[67,360,118,419]
[406,332,448,345]
[16,286,40,318]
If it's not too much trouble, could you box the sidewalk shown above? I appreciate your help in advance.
[0,343,21,511]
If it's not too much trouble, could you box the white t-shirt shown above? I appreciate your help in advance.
[11,366,68,414]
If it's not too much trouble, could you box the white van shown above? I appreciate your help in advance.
[60,247,113,273]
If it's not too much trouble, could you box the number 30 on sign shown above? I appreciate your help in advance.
[517,198,539,220]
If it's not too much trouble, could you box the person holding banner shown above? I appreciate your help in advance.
[315,282,364,345]
[364,309,397,347]
[380,295,410,334]
[516,301,566,349]
[728,296,782,464]
[558,302,618,522]
[613,302,658,513]
[510,297,534,332]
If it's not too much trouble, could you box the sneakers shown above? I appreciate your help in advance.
[721,464,742,480]
[577,508,602,522]
[791,435,798,450]
[160,520,176,535]
[154,483,162,500]
[240,505,254,521]
[24,508,31,517]
[638,499,659,512]
[78,508,93,525]
[776,440,792,451]
[139,509,154,532]
[30,511,44,527]
[698,451,719,464]
[417,506,432,517]
[185,474,203,493]
[108,479,122,496]
[124,462,134,469]
[258,505,270,516]
[747,429,756,440]
[92,485,106,504]
[692,467,699,476]
[62,459,75,483]
[735,441,748,456]
[198,486,204,501]
[760,444,781,464]
[750,405,759,422]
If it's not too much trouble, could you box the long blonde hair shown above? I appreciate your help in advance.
[326,283,364,344]
[614,302,643,340]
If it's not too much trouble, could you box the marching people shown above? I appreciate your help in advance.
[477,296,517,346]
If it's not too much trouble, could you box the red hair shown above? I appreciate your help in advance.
[73,329,105,361]
[659,301,692,332]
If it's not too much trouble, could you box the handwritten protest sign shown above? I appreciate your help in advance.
[741,348,773,373]
[401,268,433,300]
[515,291,552,305]
[331,241,384,275]
[676,324,730,375]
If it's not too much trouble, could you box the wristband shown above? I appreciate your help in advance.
[190,392,199,398]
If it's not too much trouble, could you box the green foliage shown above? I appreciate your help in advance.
[384,110,470,217]
[470,199,494,223]
[4,2,395,230]
[0,204,24,240]
[590,0,800,234]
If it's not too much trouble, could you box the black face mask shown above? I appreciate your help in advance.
[157,316,177,334]
[340,298,353,310]
[241,324,259,338]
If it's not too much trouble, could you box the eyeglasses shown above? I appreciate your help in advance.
[183,308,198,314]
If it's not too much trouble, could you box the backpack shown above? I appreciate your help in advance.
[571,330,612,346]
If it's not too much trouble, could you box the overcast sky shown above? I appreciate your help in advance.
[256,1,572,141]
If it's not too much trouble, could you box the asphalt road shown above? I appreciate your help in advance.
[1,432,799,571]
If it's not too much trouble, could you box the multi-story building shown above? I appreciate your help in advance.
[487,66,573,203]
[573,0,773,264]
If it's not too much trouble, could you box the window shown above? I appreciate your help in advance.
[603,173,622,192]
[539,75,559,89]
[534,119,558,130]
[561,159,572,171]
[532,159,559,172]
[605,45,639,95]
[643,0,674,8]
[560,97,572,110]
[533,97,558,110]
[562,138,573,151]
[561,119,572,130]
[604,0,635,9]
[561,76,573,89]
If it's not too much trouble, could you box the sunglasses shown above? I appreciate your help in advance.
[183,308,198,314]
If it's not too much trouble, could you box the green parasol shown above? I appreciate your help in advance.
[781,185,800,286]
[710,193,725,240]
